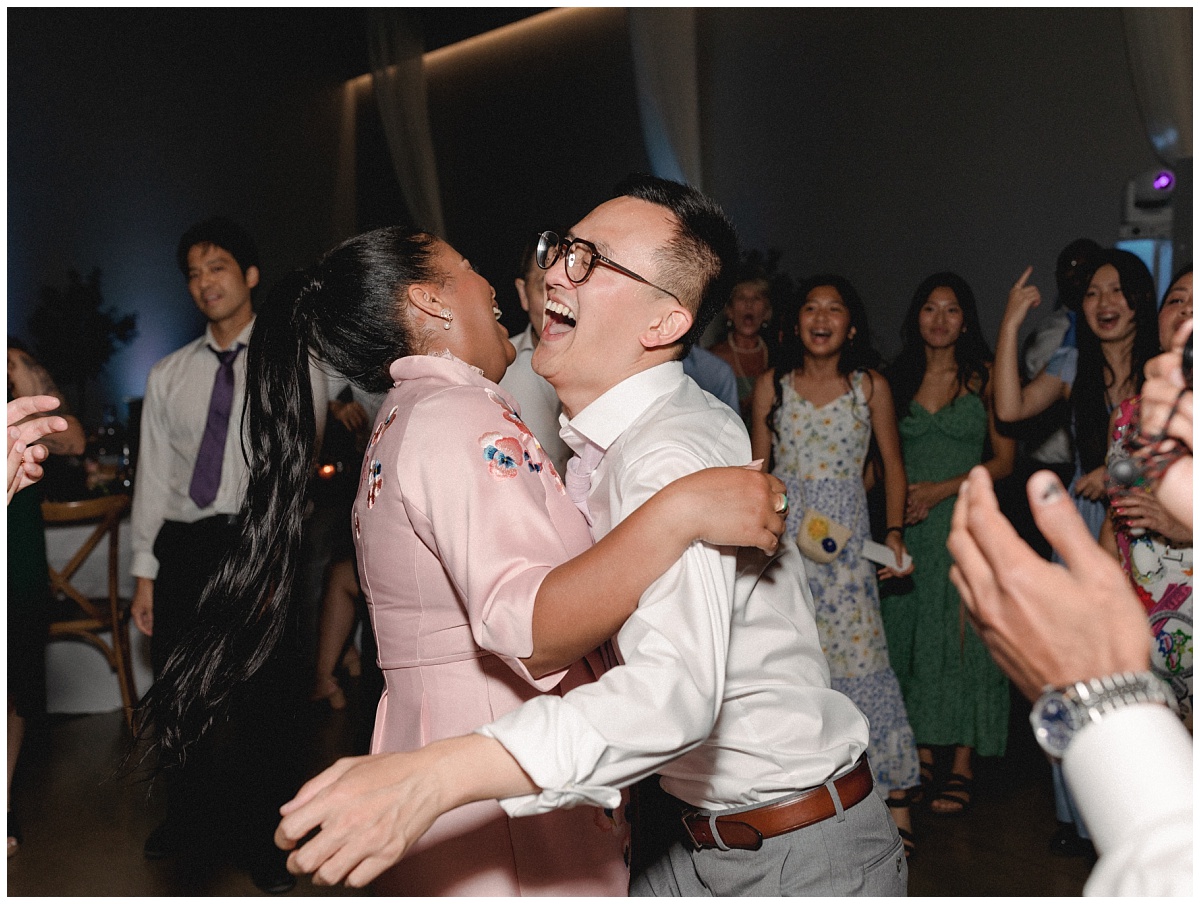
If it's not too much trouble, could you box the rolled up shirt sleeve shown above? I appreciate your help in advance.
[479,443,732,813]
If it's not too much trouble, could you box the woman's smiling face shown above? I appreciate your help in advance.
[918,286,964,350]
[1081,264,1136,343]
[798,284,853,358]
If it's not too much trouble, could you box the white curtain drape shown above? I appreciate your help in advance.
[628,8,703,187]
[1122,8,1193,164]
[368,9,446,237]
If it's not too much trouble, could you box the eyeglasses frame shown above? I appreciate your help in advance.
[536,231,679,302]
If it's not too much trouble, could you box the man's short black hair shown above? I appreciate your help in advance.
[613,174,739,355]
[176,217,260,279]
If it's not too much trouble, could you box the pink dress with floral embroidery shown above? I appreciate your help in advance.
[353,355,629,896]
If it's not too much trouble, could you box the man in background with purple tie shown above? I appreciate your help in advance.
[130,217,326,894]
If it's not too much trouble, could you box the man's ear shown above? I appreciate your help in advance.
[514,277,531,314]
[244,266,260,290]
[405,284,444,321]
[640,304,694,350]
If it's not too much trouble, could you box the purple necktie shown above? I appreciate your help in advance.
[188,344,242,508]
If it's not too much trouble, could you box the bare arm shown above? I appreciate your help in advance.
[748,369,778,464]
[277,733,537,888]
[993,267,1067,424]
[525,464,786,676]
[865,371,912,577]
[131,577,155,636]
[980,372,1016,485]
[7,348,86,456]
[1098,512,1121,560]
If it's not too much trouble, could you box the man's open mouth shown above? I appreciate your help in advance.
[544,299,577,334]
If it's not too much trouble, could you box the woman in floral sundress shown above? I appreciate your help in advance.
[751,273,920,856]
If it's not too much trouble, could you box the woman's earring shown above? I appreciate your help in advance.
[440,308,454,330]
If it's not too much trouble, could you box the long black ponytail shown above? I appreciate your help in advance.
[139,227,443,765]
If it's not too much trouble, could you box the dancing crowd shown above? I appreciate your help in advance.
[8,174,1192,896]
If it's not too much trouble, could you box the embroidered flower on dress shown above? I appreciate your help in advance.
[486,389,535,439]
[480,432,522,479]
[369,406,399,450]
[366,459,384,508]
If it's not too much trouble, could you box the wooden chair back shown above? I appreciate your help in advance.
[41,495,138,728]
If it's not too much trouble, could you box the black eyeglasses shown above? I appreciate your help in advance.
[535,231,678,301]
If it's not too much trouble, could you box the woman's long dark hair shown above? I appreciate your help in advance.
[885,272,992,421]
[138,227,442,765]
[766,273,880,449]
[1072,249,1159,472]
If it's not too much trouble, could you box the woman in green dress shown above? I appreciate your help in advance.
[881,273,1014,815]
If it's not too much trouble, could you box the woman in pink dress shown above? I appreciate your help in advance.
[143,227,787,895]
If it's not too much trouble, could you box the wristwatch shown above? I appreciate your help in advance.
[1030,671,1177,758]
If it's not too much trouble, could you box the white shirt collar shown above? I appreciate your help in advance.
[203,317,255,353]
[559,361,686,457]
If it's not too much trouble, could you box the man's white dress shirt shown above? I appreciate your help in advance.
[1064,704,1192,896]
[131,319,328,580]
[480,361,870,813]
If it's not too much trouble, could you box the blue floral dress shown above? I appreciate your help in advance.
[772,371,920,792]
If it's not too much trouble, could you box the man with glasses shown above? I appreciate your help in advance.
[276,176,905,896]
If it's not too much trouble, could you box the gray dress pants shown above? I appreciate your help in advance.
[630,788,907,896]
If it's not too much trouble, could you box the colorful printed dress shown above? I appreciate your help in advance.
[881,393,1009,756]
[1107,397,1193,725]
[772,371,920,792]
[353,354,629,896]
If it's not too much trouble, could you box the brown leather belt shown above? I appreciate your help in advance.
[681,756,874,851]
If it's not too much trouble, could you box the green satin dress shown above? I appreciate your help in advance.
[880,393,1009,756]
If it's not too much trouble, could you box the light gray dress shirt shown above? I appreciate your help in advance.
[131,319,328,580]
[498,326,571,477]
[480,361,870,813]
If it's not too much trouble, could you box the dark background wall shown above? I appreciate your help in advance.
[7,8,1185,427]
[9,8,369,422]
[700,7,1170,348]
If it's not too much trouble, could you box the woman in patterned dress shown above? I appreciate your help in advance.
[141,228,787,895]
[994,250,1160,845]
[1101,265,1192,727]
[751,273,920,855]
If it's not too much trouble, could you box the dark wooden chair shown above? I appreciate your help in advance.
[42,495,138,728]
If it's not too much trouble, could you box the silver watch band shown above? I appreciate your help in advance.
[1066,671,1178,725]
